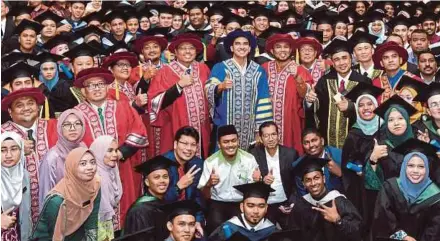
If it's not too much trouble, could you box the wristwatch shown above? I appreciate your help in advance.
[369,160,377,166]
[335,217,342,226]
[176,185,183,194]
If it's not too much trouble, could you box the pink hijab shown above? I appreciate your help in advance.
[54,109,86,160]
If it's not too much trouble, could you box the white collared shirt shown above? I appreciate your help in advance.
[265,148,287,204]
[359,64,374,79]
[241,214,266,231]
[1,18,6,39]
[337,70,352,90]
[231,58,248,76]
[421,73,436,85]
[17,121,37,140]
[90,101,106,113]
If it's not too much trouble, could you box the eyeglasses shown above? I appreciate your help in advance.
[85,82,106,90]
[262,133,278,139]
[429,101,440,109]
[300,48,315,54]
[178,141,197,149]
[177,46,196,52]
[62,122,83,130]
[115,62,132,69]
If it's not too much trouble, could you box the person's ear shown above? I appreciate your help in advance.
[399,57,403,65]
[380,60,384,68]
[166,221,173,232]
[174,140,178,150]
[240,202,244,213]
[144,178,150,187]
[80,88,87,97]
[427,107,432,117]
[8,108,12,115]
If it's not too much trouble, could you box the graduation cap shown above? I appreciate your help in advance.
[185,1,209,12]
[348,30,378,51]
[7,6,33,17]
[323,39,350,57]
[394,76,427,97]
[217,125,238,139]
[234,182,275,200]
[81,11,104,24]
[373,95,418,119]
[154,5,186,16]
[344,82,385,102]
[365,10,386,23]
[266,229,303,241]
[105,41,131,55]
[393,138,438,158]
[375,238,400,241]
[277,10,299,24]
[74,25,105,40]
[112,227,156,241]
[1,52,34,64]
[333,14,350,25]
[104,10,127,23]
[206,5,227,18]
[414,82,440,103]
[160,200,201,221]
[418,11,439,24]
[33,52,64,63]
[43,34,72,51]
[258,26,283,40]
[33,10,64,24]
[1,62,37,87]
[63,43,102,60]
[13,19,42,35]
[293,156,329,178]
[387,15,412,30]
[225,231,251,241]
[134,155,176,176]
[249,5,275,19]
[298,30,323,43]
[220,13,247,26]
[310,11,334,26]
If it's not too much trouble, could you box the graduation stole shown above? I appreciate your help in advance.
[1,119,49,224]
[310,60,324,85]
[110,80,136,102]
[267,60,298,145]
[169,61,206,157]
[75,101,118,140]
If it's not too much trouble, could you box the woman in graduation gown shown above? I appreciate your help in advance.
[1,132,32,241]
[341,83,384,238]
[34,52,79,117]
[373,150,440,240]
[31,147,101,241]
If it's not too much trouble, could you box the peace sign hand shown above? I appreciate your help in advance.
[177,165,202,190]
[417,129,430,143]
[311,199,341,223]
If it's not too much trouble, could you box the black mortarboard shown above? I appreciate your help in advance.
[74,25,105,40]
[310,11,334,25]
[13,19,42,35]
[348,30,378,51]
[43,34,71,51]
[394,76,427,97]
[154,5,186,16]
[217,125,238,139]
[387,15,412,30]
[249,5,275,19]
[278,10,299,23]
[185,1,209,12]
[293,156,329,178]
[323,39,350,57]
[160,200,201,221]
[33,10,64,24]
[299,30,323,43]
[393,138,438,157]
[225,232,251,241]
[1,62,37,86]
[112,227,156,241]
[81,11,104,23]
[33,52,64,63]
[258,26,283,40]
[63,43,102,60]
[333,14,350,25]
[418,11,438,24]
[282,23,305,34]
[104,10,127,23]
[234,182,275,200]
[105,41,130,55]
[124,10,138,21]
[365,10,386,23]
[206,5,227,18]
[266,229,303,241]
[414,82,440,103]
[184,30,210,39]
[344,82,385,102]
[1,52,34,64]
[136,5,153,19]
[353,19,368,32]
[134,155,176,175]
[397,5,415,19]
[375,238,400,241]
[373,95,418,119]
[7,6,33,17]
[220,13,247,26]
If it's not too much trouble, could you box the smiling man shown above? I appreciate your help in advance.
[205,30,273,151]
[163,200,202,241]
[416,50,440,84]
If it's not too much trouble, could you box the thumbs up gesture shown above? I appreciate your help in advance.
[252,167,262,182]
[219,72,233,92]
[135,89,148,106]
[263,168,275,185]
[305,84,317,103]
[177,71,193,88]
[142,63,158,80]
[370,138,388,163]
[336,96,349,112]
[207,167,220,187]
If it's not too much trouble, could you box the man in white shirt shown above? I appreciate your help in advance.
[197,125,261,234]
[249,121,298,229]
[349,31,382,80]
[417,49,440,84]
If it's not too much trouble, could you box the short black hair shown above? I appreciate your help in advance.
[258,121,278,137]
[301,128,322,141]
[174,126,200,143]
[411,29,428,38]
[416,49,435,59]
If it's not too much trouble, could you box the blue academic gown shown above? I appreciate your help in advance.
[163,151,205,223]
[294,146,344,196]
[209,215,276,241]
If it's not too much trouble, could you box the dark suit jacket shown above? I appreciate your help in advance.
[249,145,299,199]
[2,17,15,42]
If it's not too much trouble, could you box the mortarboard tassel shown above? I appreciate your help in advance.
[44,98,49,120]
[115,79,120,101]
[203,42,207,62]
[255,46,260,57]
[296,49,299,64]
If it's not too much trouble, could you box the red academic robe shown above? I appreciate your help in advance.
[148,61,211,159]
[263,61,313,155]
[372,71,423,104]
[1,119,58,224]
[75,100,148,229]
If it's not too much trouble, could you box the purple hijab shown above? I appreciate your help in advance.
[90,135,123,222]
[38,109,86,209]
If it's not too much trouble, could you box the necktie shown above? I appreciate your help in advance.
[363,72,368,78]
[98,107,105,128]
[27,130,35,150]
[250,228,256,232]
[339,79,345,93]
[177,165,186,200]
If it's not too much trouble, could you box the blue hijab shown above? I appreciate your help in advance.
[399,152,432,204]
[39,61,59,91]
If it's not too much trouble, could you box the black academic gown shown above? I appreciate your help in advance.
[372,178,440,241]
[289,192,363,241]
[305,70,371,147]
[341,127,377,237]
[46,77,80,115]
[124,193,167,240]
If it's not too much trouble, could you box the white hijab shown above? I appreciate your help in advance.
[1,132,26,211]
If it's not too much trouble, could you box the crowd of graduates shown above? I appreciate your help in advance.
[1,0,440,241]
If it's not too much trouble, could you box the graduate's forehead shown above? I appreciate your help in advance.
[243,197,267,205]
